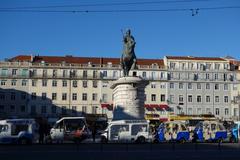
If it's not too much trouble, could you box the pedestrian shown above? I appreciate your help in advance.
[92,122,97,143]
[38,120,44,144]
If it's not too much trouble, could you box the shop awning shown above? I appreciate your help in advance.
[101,104,113,110]
[159,104,169,110]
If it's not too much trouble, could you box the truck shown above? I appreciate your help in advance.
[100,120,152,143]
[50,117,91,143]
[0,119,39,144]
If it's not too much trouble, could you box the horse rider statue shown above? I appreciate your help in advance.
[121,29,137,77]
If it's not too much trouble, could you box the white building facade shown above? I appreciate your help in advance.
[0,55,239,120]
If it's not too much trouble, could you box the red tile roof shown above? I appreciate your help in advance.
[166,56,226,61]
[9,55,32,62]
[9,55,165,66]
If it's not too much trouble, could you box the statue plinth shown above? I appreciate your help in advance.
[111,76,149,120]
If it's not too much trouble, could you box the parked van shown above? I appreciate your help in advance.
[50,117,90,143]
[101,120,151,143]
[193,121,227,142]
[154,121,190,143]
[230,121,240,143]
[0,119,38,144]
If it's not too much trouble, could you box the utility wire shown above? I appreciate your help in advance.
[0,0,231,10]
[0,6,239,13]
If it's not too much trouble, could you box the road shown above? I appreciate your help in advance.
[1,143,240,160]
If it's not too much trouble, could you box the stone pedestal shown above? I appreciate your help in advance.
[111,76,149,120]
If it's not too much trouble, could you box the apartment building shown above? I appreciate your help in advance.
[0,55,239,120]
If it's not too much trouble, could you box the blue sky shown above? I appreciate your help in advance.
[0,0,240,60]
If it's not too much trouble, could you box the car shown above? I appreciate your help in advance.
[50,117,91,143]
[193,120,227,142]
[101,120,152,143]
[0,119,39,144]
[154,121,190,143]
[229,121,240,143]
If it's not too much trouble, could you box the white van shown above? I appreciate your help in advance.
[101,120,152,143]
[50,117,90,143]
[0,119,39,144]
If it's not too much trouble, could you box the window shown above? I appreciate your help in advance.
[1,80,6,86]
[62,106,67,115]
[82,106,87,113]
[215,96,219,103]
[142,72,146,78]
[72,93,77,101]
[0,93,5,100]
[151,72,156,79]
[206,73,209,80]
[11,80,17,86]
[12,69,17,75]
[42,80,47,87]
[160,94,165,102]
[51,105,56,114]
[82,93,87,101]
[92,106,97,114]
[224,96,228,103]
[179,95,183,102]
[188,108,192,115]
[52,80,57,87]
[31,92,36,100]
[197,83,201,90]
[206,108,211,114]
[102,94,108,102]
[206,83,210,89]
[206,96,210,103]
[11,92,16,100]
[52,93,57,100]
[223,73,227,81]
[197,96,201,103]
[0,105,4,112]
[188,95,192,102]
[83,81,88,88]
[70,70,77,78]
[92,93,98,101]
[179,83,183,89]
[93,70,98,78]
[225,108,229,115]
[20,105,26,112]
[215,63,220,70]
[151,94,156,101]
[113,71,118,78]
[188,83,192,89]
[31,105,36,114]
[206,63,211,70]
[21,93,26,100]
[53,69,57,77]
[32,80,37,87]
[62,80,67,87]
[234,108,238,116]
[215,84,219,90]
[170,83,174,89]
[41,106,47,114]
[83,70,88,78]
[160,83,166,89]
[215,108,220,115]
[224,84,228,90]
[197,108,202,114]
[43,69,47,77]
[72,80,78,87]
[62,93,67,100]
[63,70,67,78]
[93,81,98,88]
[72,106,77,114]
[10,105,15,112]
[42,93,47,100]
[151,83,156,88]
[214,74,218,80]
[102,71,107,77]
[169,95,174,103]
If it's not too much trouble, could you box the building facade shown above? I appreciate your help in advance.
[0,55,239,120]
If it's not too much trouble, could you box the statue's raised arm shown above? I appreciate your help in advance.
[121,29,137,77]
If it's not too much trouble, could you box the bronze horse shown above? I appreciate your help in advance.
[121,29,137,76]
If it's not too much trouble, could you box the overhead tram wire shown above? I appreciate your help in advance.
[0,0,231,10]
[0,6,239,13]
